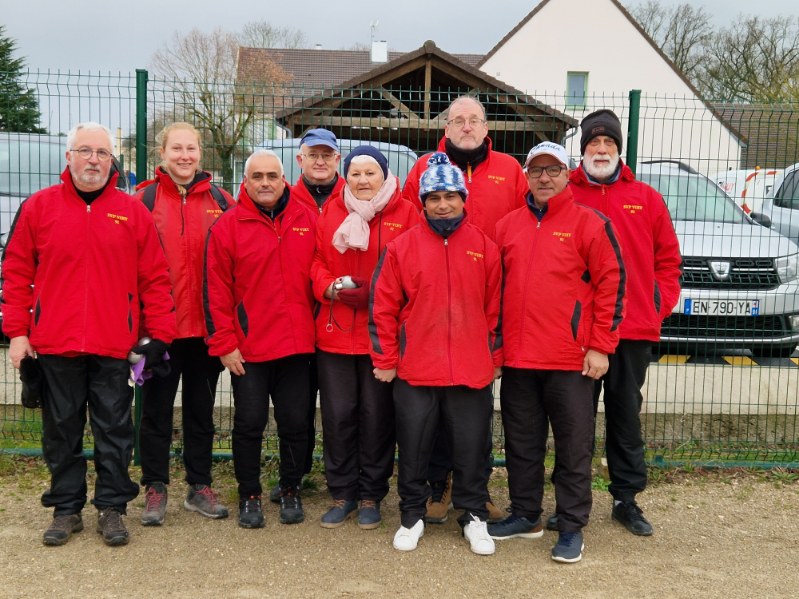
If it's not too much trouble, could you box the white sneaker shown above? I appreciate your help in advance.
[393,520,424,551]
[463,515,496,555]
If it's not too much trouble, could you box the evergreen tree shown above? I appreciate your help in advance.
[0,25,45,133]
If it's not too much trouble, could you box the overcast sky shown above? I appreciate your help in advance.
[2,0,794,73]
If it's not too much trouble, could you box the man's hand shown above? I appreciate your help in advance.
[131,338,169,367]
[221,349,246,376]
[582,349,609,380]
[373,367,396,383]
[9,336,34,369]
[494,366,502,380]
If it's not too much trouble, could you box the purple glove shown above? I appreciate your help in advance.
[337,276,369,309]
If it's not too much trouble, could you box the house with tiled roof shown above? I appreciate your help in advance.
[236,40,574,160]
[478,0,744,173]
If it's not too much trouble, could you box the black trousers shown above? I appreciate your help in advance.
[138,337,222,487]
[317,351,395,502]
[595,340,651,502]
[231,354,313,497]
[305,353,318,476]
[501,368,594,532]
[38,354,139,515]
[394,379,492,528]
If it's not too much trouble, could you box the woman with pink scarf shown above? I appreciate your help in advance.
[311,145,421,530]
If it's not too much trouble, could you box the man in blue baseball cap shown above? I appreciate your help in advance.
[293,128,344,213]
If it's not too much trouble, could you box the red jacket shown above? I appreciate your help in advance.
[401,136,527,240]
[311,180,421,355]
[292,175,346,213]
[204,185,317,362]
[2,169,176,358]
[496,187,626,370]
[369,219,502,389]
[570,162,682,342]
[136,167,234,339]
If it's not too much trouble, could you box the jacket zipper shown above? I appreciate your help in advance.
[444,237,455,382]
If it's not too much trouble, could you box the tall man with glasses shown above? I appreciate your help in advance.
[489,141,625,563]
[2,122,176,547]
[402,95,528,524]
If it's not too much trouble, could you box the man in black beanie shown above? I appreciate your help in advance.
[562,109,682,538]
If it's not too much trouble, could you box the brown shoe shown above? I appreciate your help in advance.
[425,472,452,524]
[97,508,129,546]
[43,513,83,546]
[486,500,505,523]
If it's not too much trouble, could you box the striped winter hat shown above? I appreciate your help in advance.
[418,152,468,202]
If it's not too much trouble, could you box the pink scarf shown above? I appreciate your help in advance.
[332,173,397,253]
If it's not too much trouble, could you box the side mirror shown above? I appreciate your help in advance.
[750,212,772,228]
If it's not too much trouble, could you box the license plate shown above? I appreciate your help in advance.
[683,299,760,316]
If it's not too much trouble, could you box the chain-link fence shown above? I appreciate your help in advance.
[1,69,798,466]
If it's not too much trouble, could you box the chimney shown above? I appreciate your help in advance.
[314,44,323,50]
[371,40,388,63]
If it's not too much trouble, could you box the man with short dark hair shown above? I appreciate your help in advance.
[204,150,317,529]
[3,121,176,547]
[402,95,527,523]
[568,109,682,536]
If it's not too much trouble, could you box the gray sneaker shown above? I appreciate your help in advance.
[43,513,83,546]
[184,484,229,519]
[97,508,129,546]
[551,531,584,563]
[141,483,167,526]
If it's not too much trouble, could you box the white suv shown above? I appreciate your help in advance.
[759,162,799,246]
[638,161,799,358]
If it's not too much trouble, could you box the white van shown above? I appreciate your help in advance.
[760,162,799,245]
[712,167,782,215]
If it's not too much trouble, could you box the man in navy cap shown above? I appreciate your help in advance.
[293,128,345,213]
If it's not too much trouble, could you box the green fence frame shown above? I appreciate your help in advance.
[2,69,799,468]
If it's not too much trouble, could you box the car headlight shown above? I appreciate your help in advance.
[776,253,799,283]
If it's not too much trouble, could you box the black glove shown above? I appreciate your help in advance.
[131,338,169,368]
[336,276,370,309]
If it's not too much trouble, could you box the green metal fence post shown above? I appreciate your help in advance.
[626,89,641,176]
[133,68,148,466]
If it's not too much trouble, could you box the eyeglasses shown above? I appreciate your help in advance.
[447,118,486,129]
[71,147,113,161]
[303,152,337,162]
[526,165,567,178]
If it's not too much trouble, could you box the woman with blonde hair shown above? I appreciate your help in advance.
[136,122,234,526]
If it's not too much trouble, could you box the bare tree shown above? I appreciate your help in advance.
[629,1,712,81]
[238,21,307,49]
[701,15,799,103]
[149,27,288,189]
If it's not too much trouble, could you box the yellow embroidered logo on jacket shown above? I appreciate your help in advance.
[207,208,224,217]
[623,204,644,215]
[383,221,405,232]
[107,213,128,225]
[487,175,506,185]
[292,227,311,236]
[552,231,572,243]
[466,250,484,261]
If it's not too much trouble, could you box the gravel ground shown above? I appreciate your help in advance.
[1,457,798,599]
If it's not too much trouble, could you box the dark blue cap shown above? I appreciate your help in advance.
[300,128,339,151]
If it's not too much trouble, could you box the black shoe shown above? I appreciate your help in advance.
[612,501,653,536]
[43,513,83,546]
[97,508,129,546]
[546,514,559,531]
[269,485,282,504]
[279,487,305,525]
[238,495,265,529]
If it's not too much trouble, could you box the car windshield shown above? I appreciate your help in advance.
[774,170,799,209]
[639,171,749,224]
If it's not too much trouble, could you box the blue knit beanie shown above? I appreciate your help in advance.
[343,145,389,179]
[419,152,468,202]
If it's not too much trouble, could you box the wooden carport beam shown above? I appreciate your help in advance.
[423,59,432,121]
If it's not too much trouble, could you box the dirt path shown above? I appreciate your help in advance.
[1,459,797,599]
